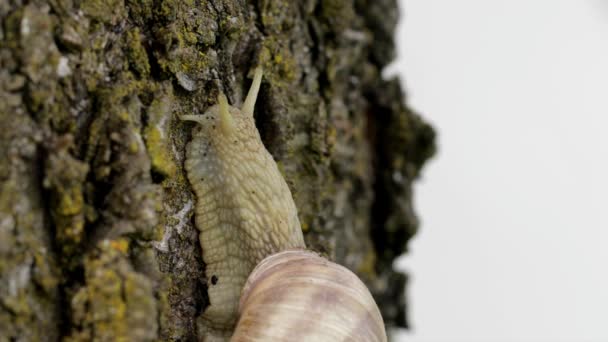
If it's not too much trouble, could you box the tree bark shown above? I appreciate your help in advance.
[0,0,435,340]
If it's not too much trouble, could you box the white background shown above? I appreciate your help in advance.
[391,1,608,341]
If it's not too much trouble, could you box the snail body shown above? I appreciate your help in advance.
[182,68,386,341]
[182,68,305,340]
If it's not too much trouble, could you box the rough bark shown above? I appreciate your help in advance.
[0,0,435,340]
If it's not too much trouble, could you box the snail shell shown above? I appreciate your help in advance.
[232,249,387,342]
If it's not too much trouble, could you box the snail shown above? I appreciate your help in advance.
[181,68,387,341]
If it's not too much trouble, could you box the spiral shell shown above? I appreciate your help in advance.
[232,249,387,342]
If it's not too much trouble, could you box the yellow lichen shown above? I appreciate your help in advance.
[126,28,151,77]
[143,90,177,178]
[67,238,158,340]
[109,239,129,254]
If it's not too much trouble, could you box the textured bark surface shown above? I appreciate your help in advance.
[0,0,435,340]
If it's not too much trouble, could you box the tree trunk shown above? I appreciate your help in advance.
[0,0,435,340]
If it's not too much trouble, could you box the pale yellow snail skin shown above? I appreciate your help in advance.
[181,68,386,341]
